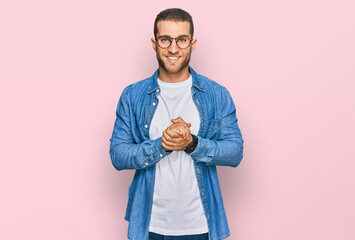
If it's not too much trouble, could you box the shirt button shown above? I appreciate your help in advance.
[156,89,160,92]
[152,102,156,106]
[144,124,148,128]
[160,153,163,157]
[145,162,148,165]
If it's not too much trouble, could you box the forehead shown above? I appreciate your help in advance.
[156,20,190,37]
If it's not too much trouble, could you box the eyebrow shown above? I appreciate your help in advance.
[157,34,190,38]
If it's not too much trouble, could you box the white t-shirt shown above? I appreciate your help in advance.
[148,75,208,235]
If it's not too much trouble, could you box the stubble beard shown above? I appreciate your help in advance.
[156,47,191,75]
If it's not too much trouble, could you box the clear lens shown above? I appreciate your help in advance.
[157,36,171,48]
[176,36,190,49]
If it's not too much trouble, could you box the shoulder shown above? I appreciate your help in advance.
[124,77,150,94]
[196,73,229,96]
[120,76,151,102]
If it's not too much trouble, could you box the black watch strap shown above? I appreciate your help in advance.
[185,134,198,153]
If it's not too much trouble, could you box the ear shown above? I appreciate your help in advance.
[151,37,157,51]
[191,38,197,52]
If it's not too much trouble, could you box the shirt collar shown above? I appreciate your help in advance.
[147,66,205,94]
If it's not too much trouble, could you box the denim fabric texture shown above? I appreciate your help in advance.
[149,231,209,240]
[109,66,244,240]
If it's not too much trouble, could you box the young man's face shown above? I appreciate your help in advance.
[151,20,197,75]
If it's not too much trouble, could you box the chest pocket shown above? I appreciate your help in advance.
[206,118,221,139]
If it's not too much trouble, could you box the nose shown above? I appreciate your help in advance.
[167,39,179,54]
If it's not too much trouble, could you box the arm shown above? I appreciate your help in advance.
[189,87,244,167]
[109,88,172,171]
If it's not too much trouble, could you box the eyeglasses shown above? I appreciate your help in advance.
[155,35,192,49]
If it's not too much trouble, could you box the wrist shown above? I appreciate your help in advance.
[187,134,193,145]
[185,134,198,153]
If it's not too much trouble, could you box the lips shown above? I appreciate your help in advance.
[166,56,180,63]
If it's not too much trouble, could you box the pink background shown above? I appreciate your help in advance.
[1,0,354,239]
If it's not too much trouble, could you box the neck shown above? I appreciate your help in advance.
[158,66,190,83]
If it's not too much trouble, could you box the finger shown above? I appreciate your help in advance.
[163,131,182,144]
[184,129,191,140]
[170,122,189,130]
[161,140,173,151]
[170,122,191,134]
[167,124,184,135]
[169,127,188,139]
[162,136,181,149]
[171,117,185,124]
[171,127,183,136]
[179,126,190,140]
[165,128,182,138]
[162,136,176,147]
[176,117,185,123]
[170,124,190,139]
[163,138,186,151]
[171,119,182,124]
[167,128,182,138]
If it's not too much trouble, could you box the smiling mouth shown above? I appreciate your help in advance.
[166,56,180,63]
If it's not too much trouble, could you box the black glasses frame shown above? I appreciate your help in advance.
[155,36,193,49]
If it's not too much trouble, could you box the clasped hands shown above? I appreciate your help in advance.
[161,117,193,151]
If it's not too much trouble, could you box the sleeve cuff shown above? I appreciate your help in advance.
[188,136,215,163]
[139,137,173,168]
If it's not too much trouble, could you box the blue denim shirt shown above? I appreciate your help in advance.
[109,66,244,240]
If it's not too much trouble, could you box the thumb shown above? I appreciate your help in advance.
[171,117,183,123]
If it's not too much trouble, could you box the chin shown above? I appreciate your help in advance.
[166,66,181,74]
[161,63,181,74]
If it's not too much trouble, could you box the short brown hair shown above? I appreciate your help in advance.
[154,8,194,38]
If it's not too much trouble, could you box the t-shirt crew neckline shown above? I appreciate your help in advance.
[157,75,192,88]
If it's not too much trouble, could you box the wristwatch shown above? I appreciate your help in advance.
[185,134,198,153]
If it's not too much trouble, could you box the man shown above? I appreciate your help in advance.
[109,8,244,240]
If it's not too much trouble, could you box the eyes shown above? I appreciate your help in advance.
[160,37,187,42]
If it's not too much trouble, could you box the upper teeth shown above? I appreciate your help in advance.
[168,57,178,59]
